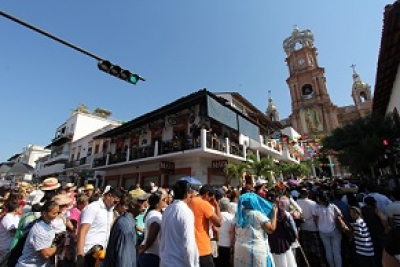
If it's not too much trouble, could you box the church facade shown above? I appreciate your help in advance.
[274,27,373,137]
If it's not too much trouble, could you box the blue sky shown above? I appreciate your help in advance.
[0,1,392,162]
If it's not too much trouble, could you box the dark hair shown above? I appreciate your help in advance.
[318,191,330,206]
[199,184,215,197]
[42,191,57,203]
[346,193,359,207]
[230,190,238,202]
[5,201,19,213]
[173,181,191,200]
[117,194,129,206]
[31,203,42,212]
[105,187,123,198]
[40,200,58,213]
[144,191,163,220]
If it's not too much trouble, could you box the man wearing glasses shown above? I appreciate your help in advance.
[76,186,123,267]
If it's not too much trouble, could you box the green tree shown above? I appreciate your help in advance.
[246,154,275,188]
[322,114,400,178]
[274,162,311,178]
[223,161,248,187]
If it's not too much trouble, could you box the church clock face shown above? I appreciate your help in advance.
[298,58,305,66]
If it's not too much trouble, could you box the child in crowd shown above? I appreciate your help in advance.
[349,206,376,267]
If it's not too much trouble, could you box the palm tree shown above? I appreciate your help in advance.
[223,161,248,188]
[246,154,275,188]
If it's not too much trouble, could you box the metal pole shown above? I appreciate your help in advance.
[0,10,102,61]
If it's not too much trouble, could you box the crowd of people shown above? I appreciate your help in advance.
[0,176,399,267]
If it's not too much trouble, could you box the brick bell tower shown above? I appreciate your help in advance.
[283,26,339,136]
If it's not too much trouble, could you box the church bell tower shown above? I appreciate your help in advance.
[283,26,339,136]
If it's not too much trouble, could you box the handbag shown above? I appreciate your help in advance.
[332,205,349,233]
[282,216,297,244]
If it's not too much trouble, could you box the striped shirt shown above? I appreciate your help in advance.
[351,218,374,257]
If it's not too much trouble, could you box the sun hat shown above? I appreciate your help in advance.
[40,178,61,191]
[53,194,73,206]
[20,181,30,188]
[84,184,94,191]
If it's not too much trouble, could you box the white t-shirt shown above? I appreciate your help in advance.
[143,210,162,256]
[80,198,114,254]
[229,202,237,215]
[16,220,55,267]
[297,198,318,231]
[160,200,199,267]
[218,211,234,247]
[0,213,19,252]
[312,204,338,233]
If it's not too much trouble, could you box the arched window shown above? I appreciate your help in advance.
[301,84,313,99]
[359,92,368,102]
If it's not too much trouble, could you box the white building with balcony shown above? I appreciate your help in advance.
[37,105,121,181]
[90,89,303,190]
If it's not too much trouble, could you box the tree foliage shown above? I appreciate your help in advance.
[274,162,312,178]
[224,161,248,186]
[321,114,400,177]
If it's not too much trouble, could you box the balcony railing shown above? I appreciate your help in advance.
[159,135,200,155]
[92,129,248,168]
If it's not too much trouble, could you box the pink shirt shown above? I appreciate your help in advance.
[68,207,81,228]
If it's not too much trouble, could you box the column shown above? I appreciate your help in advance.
[126,148,130,162]
[201,129,207,150]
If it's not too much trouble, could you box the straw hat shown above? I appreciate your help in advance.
[40,178,61,191]
[84,184,94,191]
[20,181,30,188]
[53,194,73,206]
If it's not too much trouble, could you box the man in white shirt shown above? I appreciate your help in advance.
[216,198,234,267]
[160,180,199,267]
[76,186,122,267]
[296,189,328,267]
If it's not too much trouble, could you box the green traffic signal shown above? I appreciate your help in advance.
[129,74,139,84]
[97,60,144,85]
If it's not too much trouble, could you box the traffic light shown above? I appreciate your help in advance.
[97,60,145,85]
[383,139,389,146]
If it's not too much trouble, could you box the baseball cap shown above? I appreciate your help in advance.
[128,189,150,204]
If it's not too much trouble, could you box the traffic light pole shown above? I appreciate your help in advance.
[0,10,145,84]
[0,10,102,61]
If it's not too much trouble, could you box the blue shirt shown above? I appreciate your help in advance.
[103,212,137,267]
